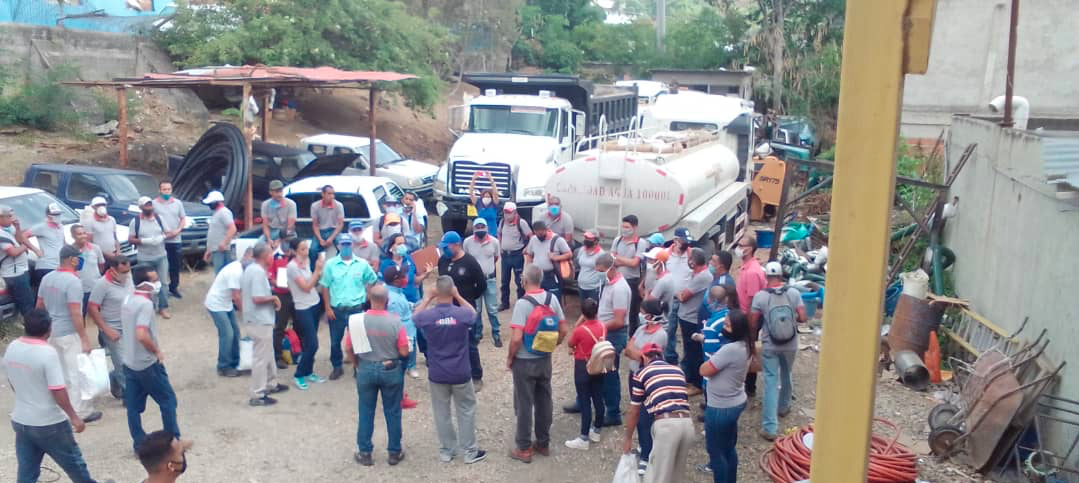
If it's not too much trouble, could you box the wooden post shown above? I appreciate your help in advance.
[768,159,793,261]
[241,83,254,229]
[117,87,129,168]
[368,88,378,176]
[260,93,270,142]
[1002,0,1020,127]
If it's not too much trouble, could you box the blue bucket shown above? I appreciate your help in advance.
[756,229,776,249]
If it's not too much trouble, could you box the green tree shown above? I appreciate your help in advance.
[656,6,748,69]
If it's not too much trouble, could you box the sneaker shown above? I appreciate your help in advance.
[463,449,487,464]
[408,369,420,379]
[600,416,623,428]
[169,290,182,299]
[779,407,791,418]
[387,451,406,466]
[276,360,288,369]
[759,429,777,441]
[249,396,277,406]
[439,451,454,463]
[564,437,589,450]
[531,443,549,457]
[498,302,510,311]
[493,334,503,348]
[354,451,373,466]
[588,428,602,443]
[401,394,419,409]
[83,411,103,423]
[268,383,289,394]
[508,448,532,464]
[637,460,648,476]
[562,402,581,414]
[306,374,327,384]
[218,368,240,378]
[329,367,344,380]
[696,463,713,474]
[294,377,309,390]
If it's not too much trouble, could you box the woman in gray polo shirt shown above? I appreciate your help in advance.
[698,309,752,483]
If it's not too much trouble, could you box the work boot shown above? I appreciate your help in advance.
[508,448,533,464]
[388,451,406,466]
[759,429,777,441]
[276,360,288,369]
[329,367,344,380]
[531,443,550,457]
[218,368,240,378]
[354,452,373,466]
[493,334,503,348]
[562,401,581,414]
[498,302,510,312]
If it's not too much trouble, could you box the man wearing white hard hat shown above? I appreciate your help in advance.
[202,190,237,274]
[497,201,532,311]
[85,196,120,257]
[749,261,806,441]
[129,196,171,318]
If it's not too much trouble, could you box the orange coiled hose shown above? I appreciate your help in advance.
[759,419,919,483]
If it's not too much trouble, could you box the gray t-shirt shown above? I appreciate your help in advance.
[205,207,234,252]
[575,247,606,291]
[463,235,500,277]
[751,286,805,352]
[706,341,749,408]
[3,338,68,426]
[599,276,632,332]
[542,212,574,240]
[0,229,29,277]
[286,260,320,310]
[510,290,565,360]
[152,198,185,243]
[311,200,345,231]
[649,273,678,306]
[353,311,407,363]
[75,243,104,293]
[241,263,275,325]
[677,269,712,322]
[351,239,380,267]
[89,273,134,328]
[129,215,166,259]
[260,197,297,230]
[85,216,118,255]
[120,294,158,371]
[499,217,532,252]
[30,222,64,270]
[38,270,82,337]
[611,236,647,280]
[629,325,669,372]
[525,235,570,272]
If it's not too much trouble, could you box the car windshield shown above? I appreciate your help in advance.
[5,192,79,226]
[469,105,558,137]
[101,173,159,202]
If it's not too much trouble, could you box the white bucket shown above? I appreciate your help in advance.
[900,269,930,299]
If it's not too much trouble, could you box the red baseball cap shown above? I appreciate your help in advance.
[583,230,598,240]
[640,343,664,357]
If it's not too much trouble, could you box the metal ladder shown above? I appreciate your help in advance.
[591,116,628,239]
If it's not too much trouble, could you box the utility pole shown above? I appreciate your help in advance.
[656,0,666,54]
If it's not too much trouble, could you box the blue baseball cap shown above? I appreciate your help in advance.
[348,220,367,230]
[438,231,462,249]
[674,227,693,242]
[647,233,665,246]
[336,233,354,245]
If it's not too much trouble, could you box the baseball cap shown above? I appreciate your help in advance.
[503,202,517,213]
[640,342,664,357]
[59,244,80,260]
[383,265,404,284]
[764,261,783,277]
[202,191,225,204]
[384,213,402,224]
[583,230,598,240]
[137,196,153,207]
[438,231,462,248]
[472,218,488,228]
[645,247,668,262]
[348,220,367,231]
[0,205,13,216]
[674,227,693,242]
[336,233,353,245]
[46,202,63,215]
[268,180,285,191]
[647,233,665,246]
[91,196,108,207]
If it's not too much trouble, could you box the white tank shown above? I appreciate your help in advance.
[547,133,741,237]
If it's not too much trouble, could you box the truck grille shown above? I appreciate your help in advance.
[450,162,513,198]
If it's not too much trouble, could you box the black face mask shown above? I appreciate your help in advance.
[583,240,596,248]
[474,231,487,239]
[170,453,187,474]
[141,208,154,216]
[536,232,547,241]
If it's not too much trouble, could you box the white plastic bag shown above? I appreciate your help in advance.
[900,269,930,299]
[238,337,254,371]
[613,453,641,483]
[77,350,110,401]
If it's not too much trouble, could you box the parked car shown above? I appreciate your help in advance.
[300,134,439,199]
[0,186,136,319]
[23,164,213,256]
[231,175,408,258]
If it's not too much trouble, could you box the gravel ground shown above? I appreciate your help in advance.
[0,254,975,483]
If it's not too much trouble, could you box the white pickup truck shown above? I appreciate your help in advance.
[300,134,439,200]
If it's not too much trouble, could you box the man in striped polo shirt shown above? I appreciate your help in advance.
[622,343,695,483]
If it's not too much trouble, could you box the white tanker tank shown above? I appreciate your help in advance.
[547,131,749,243]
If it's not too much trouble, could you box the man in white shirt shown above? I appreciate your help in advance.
[204,248,253,378]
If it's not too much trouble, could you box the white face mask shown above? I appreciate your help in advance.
[95,206,107,216]
[734,247,745,258]
[139,281,162,294]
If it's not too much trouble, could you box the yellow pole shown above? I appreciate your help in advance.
[809,1,935,482]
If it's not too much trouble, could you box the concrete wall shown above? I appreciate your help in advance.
[901,0,1079,139]
[944,116,1079,404]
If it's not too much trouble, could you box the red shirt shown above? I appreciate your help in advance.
[569,319,606,361]
[737,257,767,311]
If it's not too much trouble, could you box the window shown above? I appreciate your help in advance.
[468,105,559,137]
[288,192,369,219]
[307,144,328,155]
[101,174,158,202]
[66,174,103,203]
[6,192,79,226]
[372,186,386,204]
[386,183,404,199]
[251,156,272,178]
[333,147,354,155]
[31,171,60,194]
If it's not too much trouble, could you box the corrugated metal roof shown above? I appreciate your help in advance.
[67,65,416,88]
[1041,135,1079,190]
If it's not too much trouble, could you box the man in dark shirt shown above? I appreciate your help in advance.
[436,231,488,390]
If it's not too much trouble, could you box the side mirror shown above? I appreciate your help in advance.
[448,105,467,138]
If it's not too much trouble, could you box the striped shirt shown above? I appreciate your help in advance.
[630,359,691,416]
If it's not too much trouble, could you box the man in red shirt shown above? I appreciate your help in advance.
[565,298,605,450]
[734,234,766,396]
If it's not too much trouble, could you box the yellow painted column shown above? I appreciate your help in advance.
[809,1,935,482]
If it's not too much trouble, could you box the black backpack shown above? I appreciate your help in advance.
[134,213,165,237]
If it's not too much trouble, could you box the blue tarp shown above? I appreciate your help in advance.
[2,0,174,33]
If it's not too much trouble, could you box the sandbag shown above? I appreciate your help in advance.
[613,453,641,483]
[77,350,110,401]
[238,337,254,371]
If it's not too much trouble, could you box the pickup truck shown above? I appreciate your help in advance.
[300,134,439,200]
[23,164,213,256]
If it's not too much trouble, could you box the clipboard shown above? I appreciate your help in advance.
[411,246,439,278]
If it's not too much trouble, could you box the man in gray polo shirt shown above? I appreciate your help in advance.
[0,204,40,318]
[88,255,134,399]
[498,202,532,310]
[243,242,287,406]
[260,180,297,249]
[85,196,119,257]
[129,196,170,318]
[523,220,571,301]
[202,190,236,274]
[29,202,66,286]
[152,181,186,299]
[310,184,345,265]
[463,218,502,347]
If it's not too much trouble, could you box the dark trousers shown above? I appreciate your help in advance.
[355,360,404,453]
[664,301,681,364]
[540,270,562,302]
[746,372,758,396]
[573,360,605,437]
[13,420,98,483]
[293,305,321,378]
[500,249,525,306]
[164,242,182,292]
[638,406,655,461]
[602,328,628,422]
[31,268,52,294]
[4,272,34,317]
[123,362,180,451]
[512,356,553,450]
[680,318,704,388]
[705,403,746,483]
[578,287,600,305]
[625,277,642,335]
[468,313,483,381]
[330,305,361,368]
[273,291,295,363]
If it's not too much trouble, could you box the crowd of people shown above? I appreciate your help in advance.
[2,178,809,483]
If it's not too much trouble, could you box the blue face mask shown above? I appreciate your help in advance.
[708,265,717,275]
[76,256,85,271]
[549,205,560,217]
[395,244,409,257]
[440,247,454,259]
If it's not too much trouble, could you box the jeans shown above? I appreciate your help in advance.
[355,360,404,453]
[761,350,796,435]
[573,360,605,437]
[705,403,746,483]
[467,314,483,381]
[638,407,655,461]
[578,287,601,306]
[625,277,642,335]
[602,328,628,422]
[293,305,320,378]
[511,356,553,450]
[310,228,336,266]
[500,249,525,306]
[540,270,561,302]
[211,249,232,274]
[273,291,295,363]
[475,277,500,337]
[429,380,479,458]
[330,305,361,368]
[680,318,704,388]
[123,362,180,450]
[49,333,95,419]
[208,310,240,371]
[136,256,169,309]
[13,420,98,483]
[4,272,35,317]
[97,329,124,393]
[164,242,182,293]
[664,301,681,364]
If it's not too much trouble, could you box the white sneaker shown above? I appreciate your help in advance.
[564,436,590,450]
[408,369,420,379]
[589,428,602,443]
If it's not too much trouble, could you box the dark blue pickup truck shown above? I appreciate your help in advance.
[22,164,213,256]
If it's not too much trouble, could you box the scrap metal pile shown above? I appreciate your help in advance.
[170,123,250,213]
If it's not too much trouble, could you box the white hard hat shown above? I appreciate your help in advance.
[764,261,783,277]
